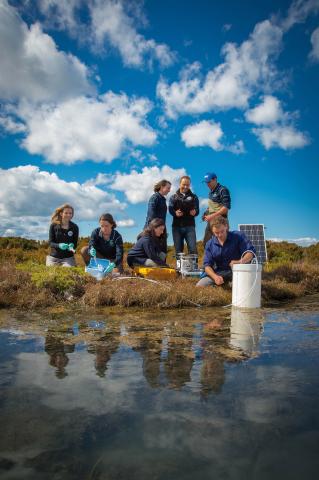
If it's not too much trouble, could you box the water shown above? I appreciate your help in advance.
[0,299,319,480]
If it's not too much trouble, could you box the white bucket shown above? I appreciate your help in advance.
[230,307,264,355]
[231,263,262,308]
[176,254,199,273]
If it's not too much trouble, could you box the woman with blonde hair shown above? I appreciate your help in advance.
[46,203,79,267]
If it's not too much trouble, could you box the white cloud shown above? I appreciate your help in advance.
[281,0,319,32]
[36,0,175,69]
[0,0,93,103]
[117,219,135,228]
[181,120,245,154]
[157,20,283,118]
[245,95,284,125]
[309,26,319,61]
[0,165,126,238]
[252,125,310,150]
[110,165,186,204]
[17,92,156,164]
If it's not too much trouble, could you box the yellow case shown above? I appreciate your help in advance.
[133,266,177,280]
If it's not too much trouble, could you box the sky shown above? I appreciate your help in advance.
[0,0,318,245]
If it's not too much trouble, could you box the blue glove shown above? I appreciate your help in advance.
[89,247,96,257]
[105,262,115,274]
[58,243,69,251]
[68,243,75,252]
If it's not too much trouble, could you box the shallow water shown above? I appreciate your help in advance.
[0,299,319,480]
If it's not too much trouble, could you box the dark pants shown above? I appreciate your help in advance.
[172,226,197,254]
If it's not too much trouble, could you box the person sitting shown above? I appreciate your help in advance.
[196,216,256,287]
[81,213,124,273]
[46,203,78,267]
[127,218,169,268]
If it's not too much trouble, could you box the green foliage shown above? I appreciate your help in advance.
[17,263,89,295]
[266,240,304,264]
[303,243,319,263]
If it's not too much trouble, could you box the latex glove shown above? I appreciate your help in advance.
[105,262,115,274]
[58,243,69,251]
[68,243,75,252]
[89,247,96,257]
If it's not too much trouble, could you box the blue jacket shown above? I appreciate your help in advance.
[127,235,168,267]
[208,183,231,210]
[203,231,255,273]
[89,228,123,266]
[144,192,167,227]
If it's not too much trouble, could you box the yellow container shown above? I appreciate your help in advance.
[133,266,177,280]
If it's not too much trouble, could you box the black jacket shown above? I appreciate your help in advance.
[169,190,199,227]
[49,221,79,258]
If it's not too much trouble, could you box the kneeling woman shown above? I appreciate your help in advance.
[46,203,79,267]
[127,218,169,268]
[81,213,124,273]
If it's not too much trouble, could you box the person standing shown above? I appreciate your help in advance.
[169,175,199,255]
[46,203,78,267]
[202,172,231,246]
[144,179,171,254]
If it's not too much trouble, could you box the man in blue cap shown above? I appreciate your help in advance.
[202,172,231,246]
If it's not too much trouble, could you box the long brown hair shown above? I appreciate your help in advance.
[138,218,165,239]
[51,204,74,225]
[154,179,171,192]
[99,213,117,228]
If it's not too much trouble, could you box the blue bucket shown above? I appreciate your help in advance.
[85,258,111,280]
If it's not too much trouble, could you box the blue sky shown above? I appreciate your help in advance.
[0,0,318,245]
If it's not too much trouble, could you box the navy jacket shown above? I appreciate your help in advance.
[127,235,168,267]
[203,231,255,273]
[144,192,167,227]
[89,228,123,266]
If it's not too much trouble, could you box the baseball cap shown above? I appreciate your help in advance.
[203,172,217,183]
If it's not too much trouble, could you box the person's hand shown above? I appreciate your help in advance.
[68,243,75,252]
[189,209,196,216]
[213,274,224,286]
[89,247,96,257]
[204,213,214,222]
[105,262,115,274]
[176,209,183,217]
[229,260,240,267]
[58,243,69,251]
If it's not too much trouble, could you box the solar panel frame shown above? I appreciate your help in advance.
[238,224,268,264]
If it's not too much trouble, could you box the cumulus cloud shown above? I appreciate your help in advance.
[117,219,135,228]
[309,26,319,61]
[252,125,310,150]
[269,237,318,246]
[16,92,156,164]
[36,0,175,69]
[0,0,93,103]
[245,95,284,125]
[181,120,245,154]
[110,165,186,204]
[157,20,283,118]
[0,165,126,238]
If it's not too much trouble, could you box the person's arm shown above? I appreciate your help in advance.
[88,229,97,250]
[204,205,229,222]
[204,187,231,221]
[49,224,59,249]
[143,237,168,266]
[147,194,159,221]
[203,242,225,285]
[168,195,177,217]
[190,195,200,217]
[114,232,124,266]
[73,224,79,249]
[229,233,256,267]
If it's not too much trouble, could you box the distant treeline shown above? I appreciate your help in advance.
[0,236,318,265]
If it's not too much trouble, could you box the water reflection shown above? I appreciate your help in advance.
[0,306,319,480]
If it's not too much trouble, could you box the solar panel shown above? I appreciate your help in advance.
[238,224,267,264]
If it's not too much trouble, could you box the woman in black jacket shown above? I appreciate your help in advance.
[46,203,79,267]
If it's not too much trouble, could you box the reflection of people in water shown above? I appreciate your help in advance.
[44,335,75,379]
[87,329,120,377]
[164,325,195,389]
[199,321,226,398]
